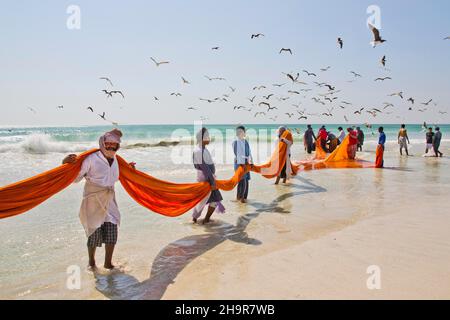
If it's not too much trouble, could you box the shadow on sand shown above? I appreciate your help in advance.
[94,176,326,299]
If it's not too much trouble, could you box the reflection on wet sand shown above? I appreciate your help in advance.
[94,176,326,300]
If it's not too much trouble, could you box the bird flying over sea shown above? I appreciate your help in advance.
[374,77,392,81]
[99,77,114,87]
[150,57,170,67]
[389,92,403,99]
[99,112,106,120]
[251,33,264,39]
[303,70,317,77]
[181,76,190,84]
[102,89,113,98]
[279,48,293,54]
[111,90,125,98]
[354,107,365,115]
[368,24,386,47]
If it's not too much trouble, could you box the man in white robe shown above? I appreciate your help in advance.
[62,129,135,269]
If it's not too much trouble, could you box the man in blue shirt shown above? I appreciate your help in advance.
[376,127,386,168]
[378,127,386,147]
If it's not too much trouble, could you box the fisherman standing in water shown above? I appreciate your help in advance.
[62,129,135,269]
[398,124,410,156]
[192,127,225,224]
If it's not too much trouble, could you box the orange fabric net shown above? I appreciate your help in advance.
[314,137,327,160]
[0,130,375,220]
[375,144,384,168]
[295,135,374,171]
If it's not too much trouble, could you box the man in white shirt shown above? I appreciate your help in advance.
[62,129,135,269]
[337,127,346,144]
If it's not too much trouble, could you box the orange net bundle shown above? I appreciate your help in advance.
[295,135,374,171]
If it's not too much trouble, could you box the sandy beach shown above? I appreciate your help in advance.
[1,130,449,300]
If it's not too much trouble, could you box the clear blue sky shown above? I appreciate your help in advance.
[1,0,449,126]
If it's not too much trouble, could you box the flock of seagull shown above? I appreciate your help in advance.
[26,23,450,127]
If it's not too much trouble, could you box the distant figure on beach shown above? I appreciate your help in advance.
[62,129,135,270]
[397,124,410,156]
[303,124,317,154]
[327,131,339,153]
[356,127,364,151]
[433,127,443,157]
[425,127,435,155]
[232,126,253,203]
[347,127,358,159]
[192,127,224,224]
[376,127,386,168]
[275,126,293,185]
[318,125,328,153]
[337,127,345,144]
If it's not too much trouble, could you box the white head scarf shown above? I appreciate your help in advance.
[99,129,122,158]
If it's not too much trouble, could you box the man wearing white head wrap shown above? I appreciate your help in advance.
[62,128,135,270]
[192,127,225,224]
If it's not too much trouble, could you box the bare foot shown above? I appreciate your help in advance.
[193,218,197,224]
[240,198,247,203]
[202,218,214,224]
[87,264,97,271]
[104,263,115,270]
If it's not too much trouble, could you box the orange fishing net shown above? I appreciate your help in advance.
[0,130,374,219]
[314,137,327,160]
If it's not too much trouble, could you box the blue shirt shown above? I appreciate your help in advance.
[378,132,386,146]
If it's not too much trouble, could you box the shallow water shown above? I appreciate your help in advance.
[0,125,449,299]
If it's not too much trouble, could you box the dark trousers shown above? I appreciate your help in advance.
[237,178,249,199]
[306,142,314,154]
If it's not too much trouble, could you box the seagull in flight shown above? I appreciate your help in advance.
[374,77,392,81]
[99,77,114,87]
[150,57,170,67]
[102,89,113,98]
[111,90,125,98]
[251,33,265,39]
[389,92,403,99]
[303,70,317,77]
[99,112,107,120]
[368,24,387,47]
[279,48,293,54]
[181,76,190,84]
